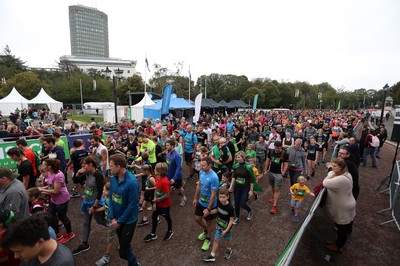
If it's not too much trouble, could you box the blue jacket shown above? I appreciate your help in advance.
[166,149,182,181]
[109,170,139,225]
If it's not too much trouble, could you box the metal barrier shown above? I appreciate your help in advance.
[378,160,400,231]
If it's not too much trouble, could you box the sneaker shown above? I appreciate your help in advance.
[58,221,64,228]
[271,206,277,214]
[233,217,239,225]
[306,175,310,181]
[157,217,161,224]
[203,254,216,262]
[294,215,300,222]
[139,207,143,212]
[179,197,187,207]
[138,219,149,227]
[224,249,233,260]
[202,239,211,251]
[56,233,64,241]
[254,193,258,200]
[59,232,75,244]
[144,233,157,242]
[96,254,110,266]
[70,191,81,198]
[247,209,254,221]
[198,231,207,241]
[73,243,90,255]
[268,197,275,204]
[147,205,153,211]
[164,230,174,241]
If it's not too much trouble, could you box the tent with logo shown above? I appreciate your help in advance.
[0,87,29,115]
[130,92,155,122]
[143,94,194,120]
[29,88,63,113]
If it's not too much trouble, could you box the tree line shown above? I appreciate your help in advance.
[1,45,399,109]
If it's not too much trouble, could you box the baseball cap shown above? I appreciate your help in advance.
[0,167,19,179]
[0,209,15,226]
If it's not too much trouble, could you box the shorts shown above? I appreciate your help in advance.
[290,199,302,207]
[144,190,154,202]
[269,172,283,188]
[171,178,183,189]
[194,202,217,221]
[214,228,231,241]
[156,206,170,216]
[106,226,118,243]
[185,152,194,163]
[72,172,85,185]
[141,177,147,192]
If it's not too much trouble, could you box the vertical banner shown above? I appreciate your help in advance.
[193,93,203,124]
[253,94,259,111]
[160,84,173,115]
[295,89,300,98]
[337,100,341,111]
[93,79,97,91]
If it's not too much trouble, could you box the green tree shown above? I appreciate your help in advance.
[243,87,265,108]
[0,45,26,80]
[5,71,47,99]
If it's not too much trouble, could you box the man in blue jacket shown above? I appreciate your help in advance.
[109,154,140,266]
[165,139,187,206]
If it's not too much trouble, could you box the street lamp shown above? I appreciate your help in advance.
[103,67,124,124]
[380,84,389,125]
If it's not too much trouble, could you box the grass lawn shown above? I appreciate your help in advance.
[68,114,103,123]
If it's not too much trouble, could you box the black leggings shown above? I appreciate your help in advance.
[48,201,72,234]
[335,222,352,248]
[152,206,172,234]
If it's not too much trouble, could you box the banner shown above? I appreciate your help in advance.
[336,100,341,111]
[160,84,173,115]
[0,136,70,169]
[253,94,259,111]
[193,93,203,124]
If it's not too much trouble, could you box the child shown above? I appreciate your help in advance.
[143,162,173,242]
[245,143,257,165]
[250,160,260,200]
[27,187,44,214]
[134,152,150,211]
[203,188,234,262]
[290,176,315,222]
[137,165,156,226]
[217,139,231,174]
[193,144,202,179]
[219,172,231,190]
[95,182,117,266]
[0,209,20,266]
[33,211,57,240]
[306,137,319,180]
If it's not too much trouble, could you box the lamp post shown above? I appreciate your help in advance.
[380,84,389,125]
[103,67,124,124]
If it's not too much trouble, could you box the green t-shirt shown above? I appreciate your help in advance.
[140,140,157,163]
[246,150,257,159]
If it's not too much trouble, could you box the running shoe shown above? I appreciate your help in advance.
[96,254,110,266]
[198,231,207,241]
[202,239,211,251]
[73,243,90,255]
[70,191,81,198]
[233,217,239,225]
[179,196,187,207]
[268,197,275,204]
[164,230,174,241]
[138,219,149,227]
[56,233,64,241]
[203,254,216,262]
[59,232,75,244]
[271,206,277,214]
[247,209,254,220]
[144,233,157,242]
[294,215,300,222]
[224,249,233,260]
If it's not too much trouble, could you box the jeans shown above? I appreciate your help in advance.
[82,210,107,243]
[233,185,252,218]
[116,222,138,266]
[363,147,377,167]
[48,201,72,235]
[375,146,382,157]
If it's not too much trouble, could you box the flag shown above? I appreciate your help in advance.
[253,94,259,111]
[193,93,203,124]
[336,100,341,111]
[145,57,150,72]
[295,89,300,98]
[161,84,173,115]
[93,80,96,91]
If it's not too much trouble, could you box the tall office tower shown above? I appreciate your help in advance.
[69,5,109,58]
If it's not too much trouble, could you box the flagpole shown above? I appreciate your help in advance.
[205,75,207,99]
[80,79,83,112]
[144,54,147,94]
[188,65,191,102]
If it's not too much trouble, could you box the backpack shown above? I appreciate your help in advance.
[370,135,380,148]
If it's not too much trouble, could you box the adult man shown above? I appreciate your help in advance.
[192,157,219,252]
[43,137,67,175]
[89,135,109,176]
[247,126,260,144]
[16,138,38,177]
[68,139,89,198]
[0,167,29,221]
[375,125,388,159]
[287,139,307,186]
[1,217,75,265]
[226,118,235,135]
[109,154,140,266]
[196,125,208,147]
[267,126,282,151]
[165,139,187,206]
[137,134,157,168]
[210,137,232,177]
[52,132,65,150]
[264,141,288,214]
[348,137,360,169]
[337,146,360,200]
[183,125,198,180]
[7,147,35,189]
[304,122,317,141]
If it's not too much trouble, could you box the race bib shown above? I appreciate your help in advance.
[236,178,246,185]
[216,217,228,229]
[84,187,94,197]
[290,162,299,167]
[156,189,163,197]
[200,193,209,203]
[112,193,122,205]
[296,189,306,196]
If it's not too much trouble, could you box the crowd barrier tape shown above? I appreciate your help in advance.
[275,187,327,265]
[0,136,70,169]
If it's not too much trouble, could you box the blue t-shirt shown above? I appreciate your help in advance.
[198,170,219,208]
[183,132,198,153]
[226,122,235,135]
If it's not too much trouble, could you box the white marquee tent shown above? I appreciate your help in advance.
[29,88,63,113]
[131,92,155,122]
[0,87,29,115]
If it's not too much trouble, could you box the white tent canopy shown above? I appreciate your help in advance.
[29,88,63,113]
[0,87,29,115]
[131,92,155,122]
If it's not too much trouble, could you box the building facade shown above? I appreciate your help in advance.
[69,5,109,58]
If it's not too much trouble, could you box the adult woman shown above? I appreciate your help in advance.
[316,128,327,163]
[232,125,244,151]
[126,133,139,157]
[229,151,255,225]
[39,159,75,243]
[323,158,356,252]
[255,135,268,173]
[282,131,294,151]
[72,156,106,255]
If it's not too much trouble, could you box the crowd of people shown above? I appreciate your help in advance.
[0,108,390,265]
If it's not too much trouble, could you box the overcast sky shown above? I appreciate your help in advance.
[1,0,399,91]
